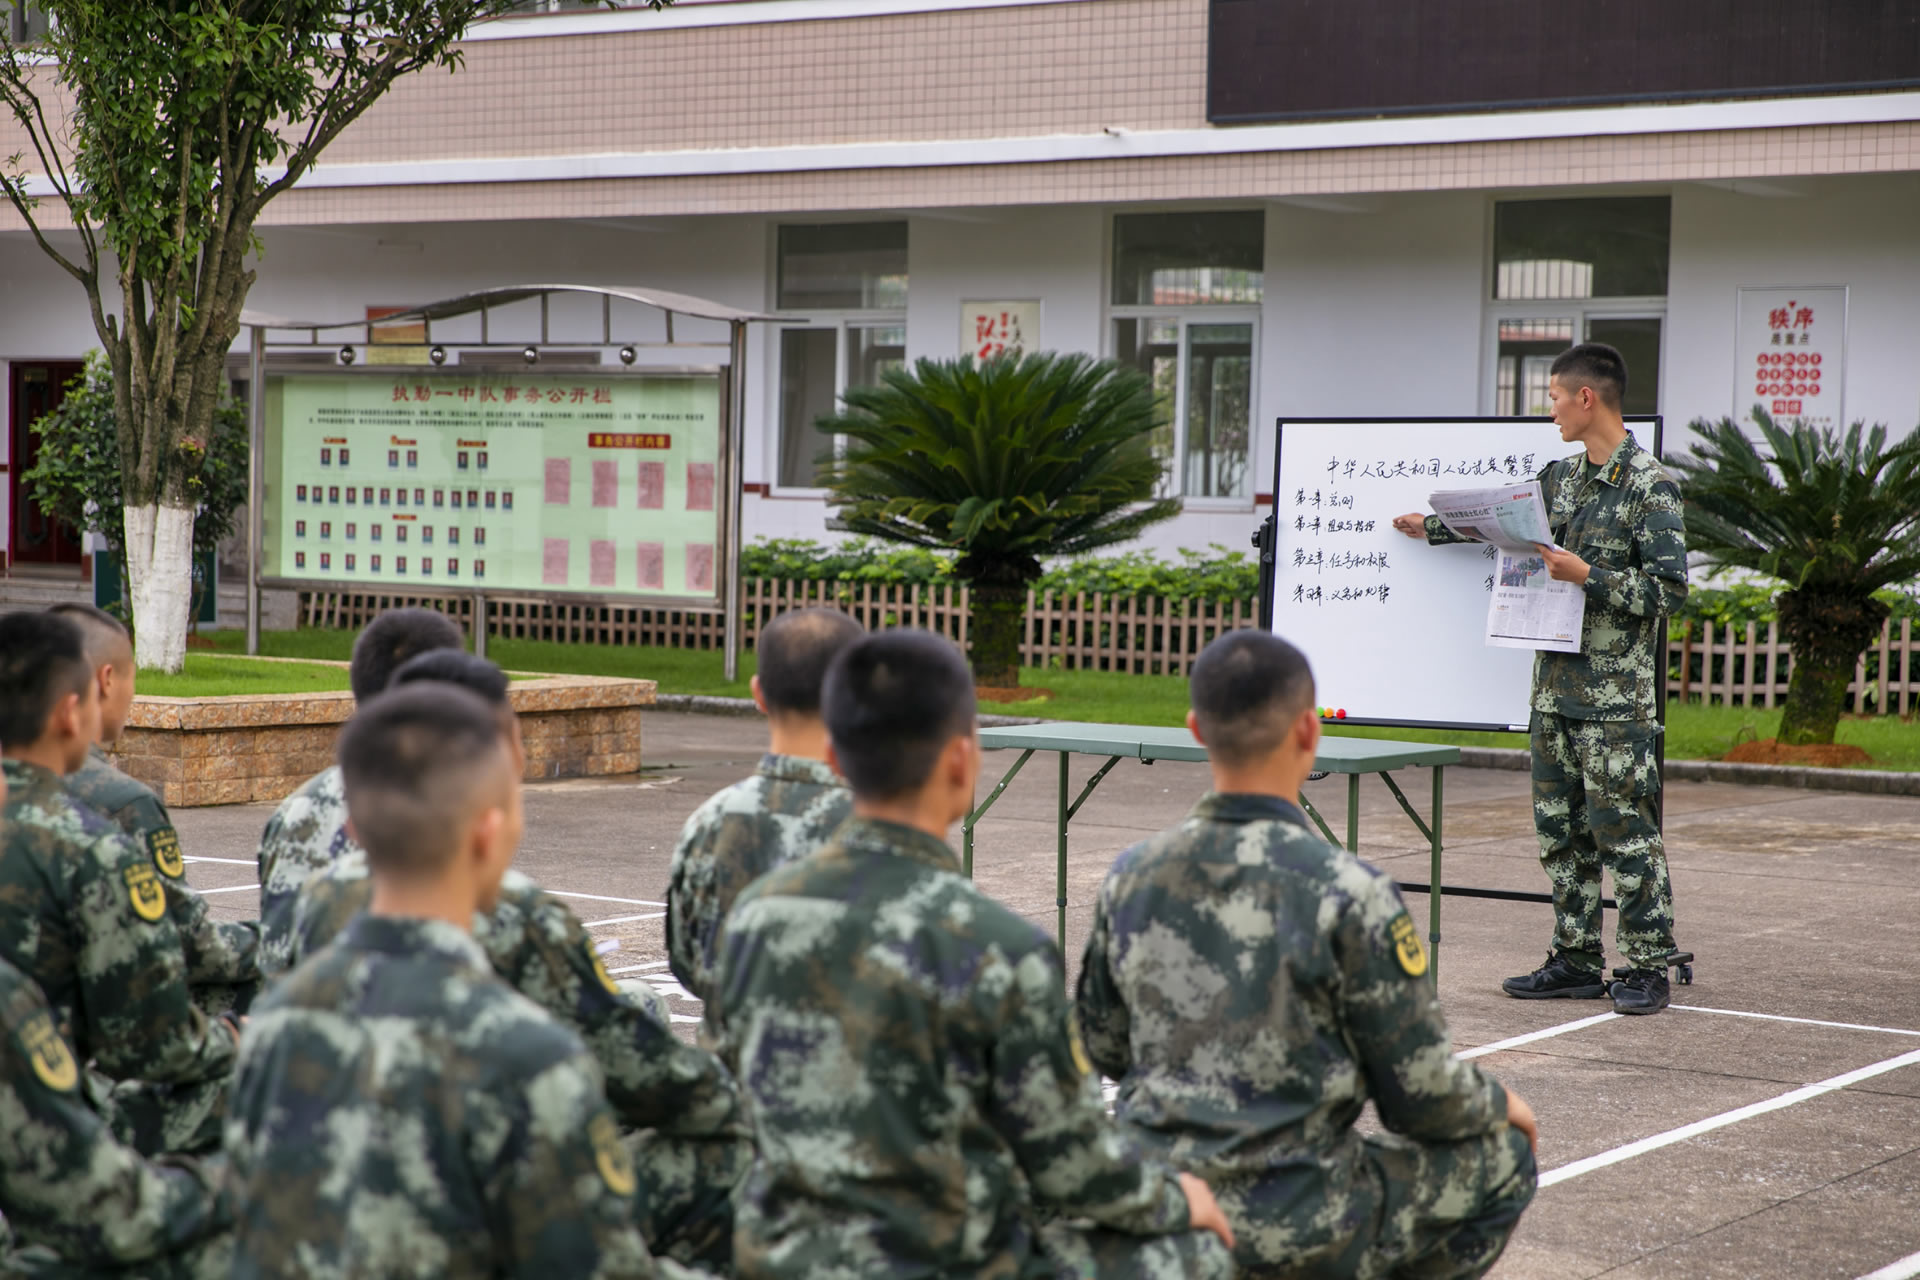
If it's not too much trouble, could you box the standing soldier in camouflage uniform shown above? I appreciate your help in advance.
[0,613,237,1157]
[255,607,464,975]
[1395,342,1688,1014]
[712,630,1235,1279]
[225,682,680,1280]
[667,607,860,1006]
[1077,631,1538,1279]
[51,604,261,1017]
[286,649,747,1270]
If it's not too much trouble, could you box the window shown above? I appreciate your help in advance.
[772,222,908,491]
[6,5,50,42]
[1488,198,1669,417]
[1111,212,1262,500]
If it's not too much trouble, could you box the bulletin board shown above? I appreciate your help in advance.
[259,369,724,606]
[1262,416,1660,732]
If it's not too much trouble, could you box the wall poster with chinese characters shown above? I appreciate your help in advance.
[961,301,1040,360]
[261,371,723,603]
[1734,286,1846,432]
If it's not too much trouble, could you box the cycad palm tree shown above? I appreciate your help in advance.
[1669,409,1920,744]
[818,351,1179,687]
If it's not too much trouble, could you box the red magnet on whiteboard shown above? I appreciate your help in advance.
[1337,709,1347,719]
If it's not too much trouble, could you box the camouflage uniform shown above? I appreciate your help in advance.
[0,954,231,1280]
[225,913,682,1280]
[0,760,235,1156]
[712,816,1232,1280]
[666,753,851,1004]
[1077,793,1536,1279]
[290,855,749,1270]
[1427,435,1687,971]
[67,746,262,1017]
[255,764,353,977]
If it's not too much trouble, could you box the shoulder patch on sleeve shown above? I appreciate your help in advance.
[123,862,167,922]
[1389,913,1429,978]
[589,1109,636,1196]
[20,1011,78,1092]
[1067,1014,1094,1078]
[147,827,184,879]
[588,945,620,996]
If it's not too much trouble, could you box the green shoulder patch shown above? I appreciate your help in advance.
[1389,914,1429,978]
[147,827,185,879]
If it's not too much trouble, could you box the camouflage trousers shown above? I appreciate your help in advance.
[1530,712,1676,971]
[1216,1125,1536,1279]
[1037,1220,1234,1280]
[98,1069,228,1159]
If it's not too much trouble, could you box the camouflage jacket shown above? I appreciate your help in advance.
[290,854,746,1144]
[713,817,1192,1278]
[225,913,664,1279]
[68,747,262,990]
[0,760,236,1089]
[0,955,231,1278]
[1428,434,1687,720]
[255,765,355,976]
[1076,794,1507,1222]
[666,754,851,1004]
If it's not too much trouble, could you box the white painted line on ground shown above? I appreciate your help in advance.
[183,856,256,866]
[193,884,261,895]
[1539,1046,1920,1189]
[1858,1249,1920,1280]
[545,890,667,908]
[609,961,674,974]
[1674,1004,1920,1039]
[1458,1011,1621,1060]
[669,1013,701,1024]
[583,912,666,928]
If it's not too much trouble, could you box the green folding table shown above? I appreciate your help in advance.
[961,722,1461,979]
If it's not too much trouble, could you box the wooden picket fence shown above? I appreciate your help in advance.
[1668,617,1919,716]
[296,582,1917,709]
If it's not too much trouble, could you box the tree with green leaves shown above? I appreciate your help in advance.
[1670,408,1920,745]
[0,0,656,670]
[23,350,248,629]
[820,351,1179,687]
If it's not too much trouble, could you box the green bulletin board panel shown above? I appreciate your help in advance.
[262,370,723,604]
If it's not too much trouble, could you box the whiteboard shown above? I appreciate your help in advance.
[1265,418,1659,731]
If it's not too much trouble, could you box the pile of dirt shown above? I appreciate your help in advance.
[977,686,1054,705]
[1722,739,1875,768]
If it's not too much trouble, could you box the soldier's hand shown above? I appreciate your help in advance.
[1177,1172,1235,1250]
[1535,543,1591,585]
[1391,512,1430,540]
[1505,1088,1538,1153]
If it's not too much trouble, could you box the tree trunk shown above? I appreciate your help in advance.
[123,502,196,673]
[967,583,1027,689]
[1775,588,1889,745]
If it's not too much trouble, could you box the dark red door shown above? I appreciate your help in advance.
[9,361,86,567]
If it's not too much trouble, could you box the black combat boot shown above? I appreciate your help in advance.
[1501,951,1608,1000]
[1609,968,1671,1015]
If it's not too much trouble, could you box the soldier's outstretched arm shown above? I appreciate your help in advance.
[985,945,1190,1235]
[1336,876,1508,1144]
[1586,475,1688,618]
[1071,883,1134,1082]
[74,831,237,1085]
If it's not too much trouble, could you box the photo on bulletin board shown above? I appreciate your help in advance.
[259,369,724,607]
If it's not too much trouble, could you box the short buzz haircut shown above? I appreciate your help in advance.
[389,649,510,709]
[348,607,465,702]
[1549,342,1628,411]
[337,683,509,879]
[822,629,975,800]
[0,613,94,750]
[1190,631,1316,769]
[756,608,864,715]
[46,603,131,669]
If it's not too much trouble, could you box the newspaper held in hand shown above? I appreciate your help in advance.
[1427,481,1584,654]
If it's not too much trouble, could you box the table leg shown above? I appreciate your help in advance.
[1057,750,1069,950]
[961,748,1035,878]
[1430,765,1444,985]
[1346,773,1361,853]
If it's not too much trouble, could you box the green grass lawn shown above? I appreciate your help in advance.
[138,654,353,698]
[194,629,1917,769]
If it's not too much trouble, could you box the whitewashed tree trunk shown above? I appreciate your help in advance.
[123,502,196,673]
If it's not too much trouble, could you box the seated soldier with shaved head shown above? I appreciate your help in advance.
[1076,630,1539,1279]
[711,628,1234,1280]
[224,682,688,1279]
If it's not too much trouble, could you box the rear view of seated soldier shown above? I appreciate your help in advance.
[1076,630,1539,1279]
[711,629,1235,1280]
[287,649,747,1270]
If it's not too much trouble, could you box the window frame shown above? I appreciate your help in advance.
[766,314,908,498]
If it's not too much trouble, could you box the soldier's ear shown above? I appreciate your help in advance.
[749,675,770,717]
[1185,709,1205,748]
